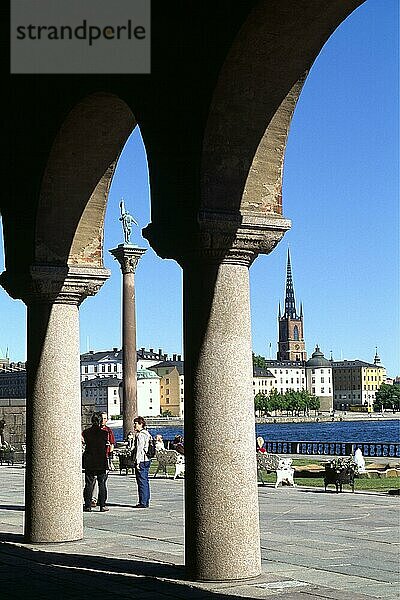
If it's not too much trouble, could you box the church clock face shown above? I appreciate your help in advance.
[295,344,300,350]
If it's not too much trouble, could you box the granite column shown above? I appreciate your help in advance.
[110,244,146,438]
[180,213,291,581]
[0,266,109,543]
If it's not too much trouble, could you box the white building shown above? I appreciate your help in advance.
[253,367,276,396]
[264,360,306,395]
[81,368,161,420]
[305,346,333,412]
[80,347,170,381]
[137,368,161,416]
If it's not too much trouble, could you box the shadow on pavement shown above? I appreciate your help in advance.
[0,543,266,600]
[0,504,25,511]
[0,532,24,542]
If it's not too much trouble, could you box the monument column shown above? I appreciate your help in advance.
[110,244,146,437]
[145,210,290,581]
[0,265,109,543]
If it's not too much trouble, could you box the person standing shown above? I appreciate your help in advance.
[256,436,267,453]
[171,434,184,455]
[132,416,151,508]
[82,413,110,512]
[90,412,116,507]
[125,430,135,450]
[101,412,116,470]
[155,434,164,451]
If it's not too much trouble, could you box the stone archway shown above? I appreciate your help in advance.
[1,92,138,544]
[2,0,366,580]
[37,92,136,266]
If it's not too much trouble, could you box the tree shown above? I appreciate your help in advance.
[284,390,299,416]
[254,393,265,416]
[252,353,267,369]
[375,384,400,411]
[308,394,320,415]
[268,388,283,415]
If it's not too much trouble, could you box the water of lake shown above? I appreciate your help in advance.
[113,419,399,444]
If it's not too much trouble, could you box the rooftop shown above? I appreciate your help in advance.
[332,360,384,369]
[265,360,305,368]
[81,347,170,363]
[253,367,275,378]
[150,361,185,375]
[81,377,122,387]
[306,345,331,368]
[137,368,161,380]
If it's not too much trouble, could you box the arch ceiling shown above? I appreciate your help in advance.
[2,0,365,274]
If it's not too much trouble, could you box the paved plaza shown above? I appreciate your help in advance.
[0,466,398,600]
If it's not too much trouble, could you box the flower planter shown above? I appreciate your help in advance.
[324,458,356,493]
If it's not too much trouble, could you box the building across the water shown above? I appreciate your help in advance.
[331,349,386,410]
[149,360,185,417]
[80,347,174,381]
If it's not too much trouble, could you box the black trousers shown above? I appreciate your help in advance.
[83,470,108,508]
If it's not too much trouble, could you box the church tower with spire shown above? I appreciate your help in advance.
[277,249,307,361]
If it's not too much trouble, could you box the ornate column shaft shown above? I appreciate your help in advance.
[0,265,109,543]
[109,244,146,438]
[147,211,290,581]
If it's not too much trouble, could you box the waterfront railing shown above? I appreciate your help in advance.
[263,441,399,458]
[158,439,399,458]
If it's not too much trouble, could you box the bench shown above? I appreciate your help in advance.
[257,452,295,488]
[117,451,135,475]
[0,444,15,466]
[153,449,185,479]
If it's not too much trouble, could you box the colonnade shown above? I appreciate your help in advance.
[0,214,289,578]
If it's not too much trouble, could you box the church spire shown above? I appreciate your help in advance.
[277,248,307,362]
[284,248,298,318]
[374,347,381,365]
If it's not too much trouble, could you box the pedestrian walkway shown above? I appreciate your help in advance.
[0,466,398,599]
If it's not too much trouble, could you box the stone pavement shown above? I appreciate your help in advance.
[0,466,398,600]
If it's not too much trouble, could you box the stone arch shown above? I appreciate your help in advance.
[36,92,136,267]
[201,0,364,216]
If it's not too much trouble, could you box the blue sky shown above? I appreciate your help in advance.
[1,0,399,376]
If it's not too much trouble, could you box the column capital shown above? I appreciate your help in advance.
[109,244,147,274]
[144,211,291,267]
[197,210,291,266]
[0,265,110,306]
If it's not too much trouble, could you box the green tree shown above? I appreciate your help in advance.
[252,353,267,369]
[268,388,283,415]
[284,390,299,416]
[375,383,400,411]
[308,394,320,415]
[254,392,265,415]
